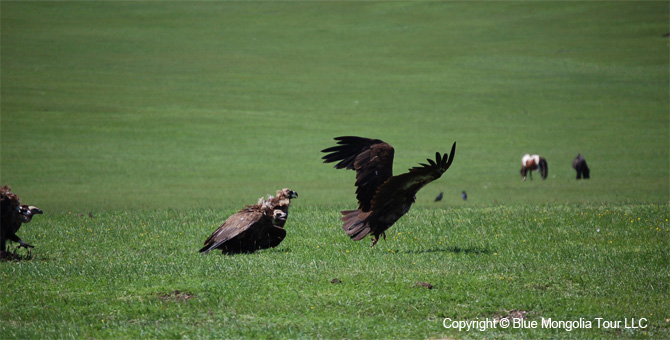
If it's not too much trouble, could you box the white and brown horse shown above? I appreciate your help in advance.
[520,154,548,181]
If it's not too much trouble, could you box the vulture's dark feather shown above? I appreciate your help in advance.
[341,209,371,241]
[321,136,395,211]
[322,137,456,247]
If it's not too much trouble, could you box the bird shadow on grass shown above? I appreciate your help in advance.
[398,245,492,255]
[259,247,291,254]
[215,247,292,255]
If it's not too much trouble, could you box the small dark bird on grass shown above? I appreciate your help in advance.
[199,188,298,254]
[416,281,434,289]
[462,191,467,201]
[434,192,443,202]
[1,185,43,259]
[322,136,456,247]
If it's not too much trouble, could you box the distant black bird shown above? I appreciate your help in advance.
[572,154,590,179]
[434,192,443,202]
[462,191,467,201]
[322,136,456,247]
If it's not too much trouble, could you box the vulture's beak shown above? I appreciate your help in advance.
[28,206,43,216]
[289,191,298,199]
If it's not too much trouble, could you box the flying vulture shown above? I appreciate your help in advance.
[1,185,43,259]
[199,188,298,254]
[321,136,456,247]
[572,154,590,179]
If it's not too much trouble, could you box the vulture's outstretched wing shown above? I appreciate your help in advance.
[321,136,395,211]
[199,209,266,254]
[371,142,456,213]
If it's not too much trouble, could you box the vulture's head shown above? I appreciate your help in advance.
[277,188,298,200]
[17,205,43,223]
[272,208,289,226]
[1,185,43,227]
[262,188,298,227]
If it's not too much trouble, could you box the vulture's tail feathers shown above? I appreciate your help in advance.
[341,210,371,241]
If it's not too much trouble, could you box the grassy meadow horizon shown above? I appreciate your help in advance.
[1,1,667,212]
[1,2,669,339]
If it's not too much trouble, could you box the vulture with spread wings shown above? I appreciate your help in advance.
[199,188,298,254]
[322,137,456,247]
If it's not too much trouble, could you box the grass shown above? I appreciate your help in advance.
[1,1,667,210]
[1,204,668,339]
[0,1,668,339]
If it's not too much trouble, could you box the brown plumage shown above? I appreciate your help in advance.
[199,188,298,254]
[1,185,43,258]
[322,136,456,247]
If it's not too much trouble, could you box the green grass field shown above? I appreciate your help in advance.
[1,1,668,339]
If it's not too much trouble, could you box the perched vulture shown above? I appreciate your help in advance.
[199,188,298,254]
[321,136,456,247]
[572,154,590,179]
[0,185,43,258]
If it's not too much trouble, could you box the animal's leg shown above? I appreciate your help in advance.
[382,232,386,240]
[19,241,35,249]
[9,234,33,249]
[370,235,379,248]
